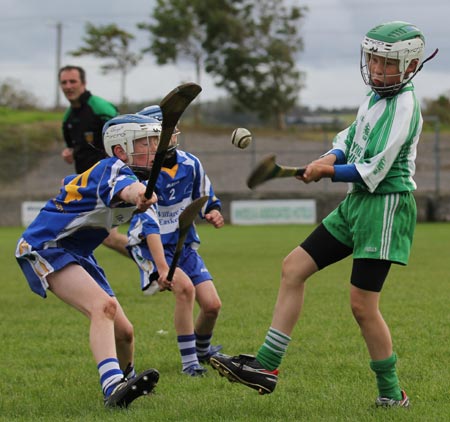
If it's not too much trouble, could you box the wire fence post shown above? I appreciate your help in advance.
[425,115,441,197]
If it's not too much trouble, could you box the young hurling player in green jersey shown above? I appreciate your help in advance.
[211,21,438,408]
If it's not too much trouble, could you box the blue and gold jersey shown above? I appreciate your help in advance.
[22,157,139,255]
[129,150,221,249]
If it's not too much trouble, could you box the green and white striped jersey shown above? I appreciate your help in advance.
[333,83,422,194]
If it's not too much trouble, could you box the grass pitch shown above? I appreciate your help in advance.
[1,224,449,421]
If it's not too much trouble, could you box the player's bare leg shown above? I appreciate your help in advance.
[47,264,118,362]
[112,300,135,371]
[350,286,392,360]
[194,280,222,362]
[172,269,196,334]
[47,264,159,407]
[171,269,206,376]
[350,284,407,406]
[271,246,318,335]
[194,280,221,335]
[210,246,318,394]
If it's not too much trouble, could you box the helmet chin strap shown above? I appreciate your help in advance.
[398,47,439,93]
[417,48,439,72]
[405,48,439,86]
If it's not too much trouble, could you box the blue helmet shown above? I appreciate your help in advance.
[137,104,180,153]
[137,105,162,121]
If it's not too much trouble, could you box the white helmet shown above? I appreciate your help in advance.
[102,114,162,164]
[360,21,425,97]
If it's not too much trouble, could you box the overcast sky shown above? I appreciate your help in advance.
[1,0,448,109]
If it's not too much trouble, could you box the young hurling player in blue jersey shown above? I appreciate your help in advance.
[127,105,224,376]
[211,21,437,408]
[15,114,162,409]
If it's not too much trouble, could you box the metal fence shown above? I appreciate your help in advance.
[180,126,450,197]
[1,125,449,225]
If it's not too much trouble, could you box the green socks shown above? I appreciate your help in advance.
[256,327,291,371]
[256,329,403,401]
[370,353,402,400]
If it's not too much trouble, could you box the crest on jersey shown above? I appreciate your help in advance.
[84,131,94,144]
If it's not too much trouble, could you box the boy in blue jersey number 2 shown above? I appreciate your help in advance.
[127,105,224,377]
[15,114,163,408]
[211,21,437,408]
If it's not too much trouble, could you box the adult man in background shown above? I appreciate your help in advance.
[59,65,128,255]
[59,65,118,173]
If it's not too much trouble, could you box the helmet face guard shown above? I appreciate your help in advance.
[102,114,162,172]
[360,21,425,98]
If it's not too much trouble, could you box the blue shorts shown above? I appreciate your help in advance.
[130,243,212,291]
[15,238,114,298]
[165,245,212,286]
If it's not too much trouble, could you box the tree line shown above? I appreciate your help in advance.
[1,0,449,129]
[69,0,306,130]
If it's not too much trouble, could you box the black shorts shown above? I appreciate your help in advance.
[300,223,391,292]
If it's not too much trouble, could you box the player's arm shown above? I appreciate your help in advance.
[302,162,363,184]
[118,182,157,212]
[204,189,224,228]
[205,208,224,228]
[62,113,73,148]
[145,234,172,290]
[61,147,74,164]
[192,158,223,227]
[61,117,75,163]
[301,150,339,183]
[302,150,363,184]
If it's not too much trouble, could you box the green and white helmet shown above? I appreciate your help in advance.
[360,21,425,97]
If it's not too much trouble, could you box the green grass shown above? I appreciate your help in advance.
[0,107,63,125]
[0,108,63,180]
[1,224,449,421]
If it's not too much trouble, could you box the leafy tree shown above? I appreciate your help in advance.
[0,78,39,109]
[70,23,142,106]
[202,0,307,129]
[138,0,205,123]
[138,0,206,84]
[139,0,305,129]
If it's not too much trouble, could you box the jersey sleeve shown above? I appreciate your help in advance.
[96,158,140,207]
[62,109,72,148]
[128,205,160,247]
[332,121,357,157]
[89,95,119,121]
